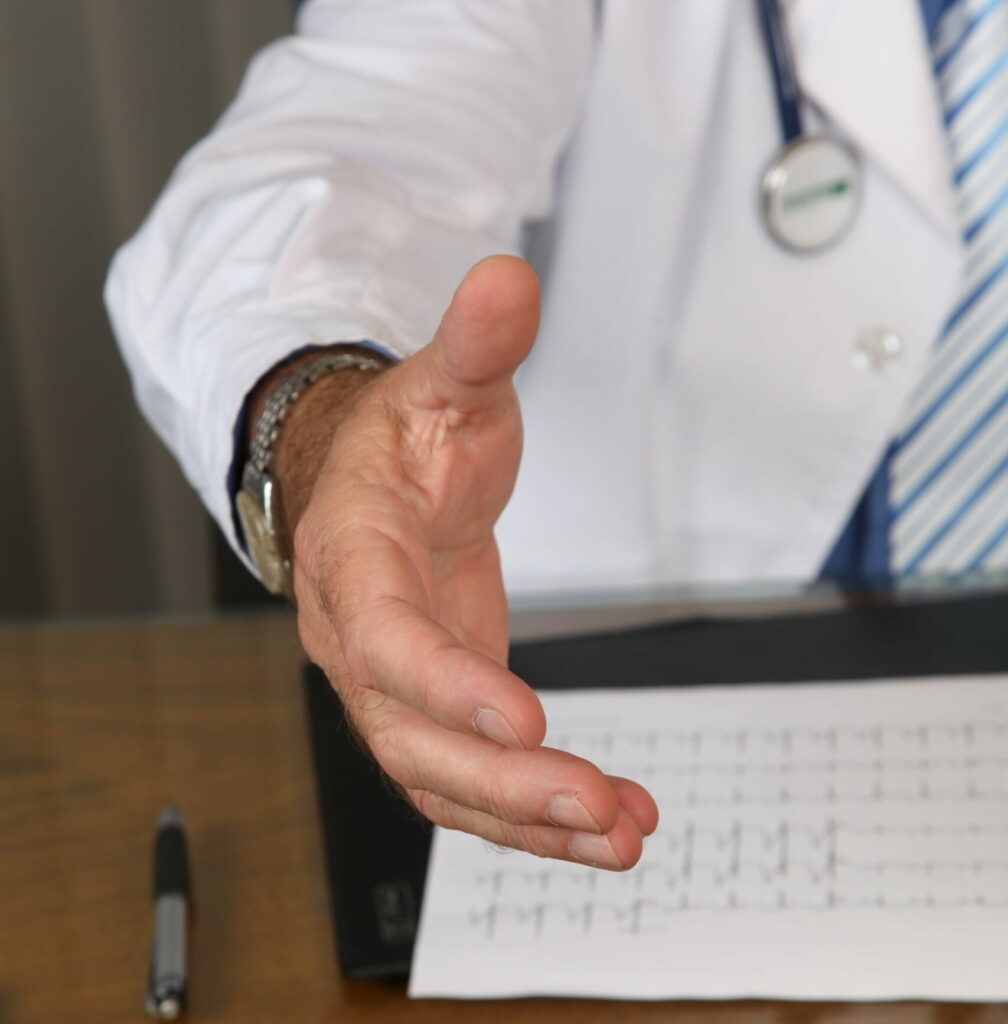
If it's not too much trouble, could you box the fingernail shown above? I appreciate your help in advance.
[473,707,523,748]
[547,793,601,832]
[569,832,622,870]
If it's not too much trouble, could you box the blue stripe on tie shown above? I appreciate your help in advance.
[944,48,1008,125]
[895,386,1008,515]
[966,512,1008,567]
[904,449,1008,571]
[941,246,1008,334]
[955,112,1008,182]
[896,318,1008,451]
[934,0,970,50]
[964,179,1008,241]
[934,0,1004,74]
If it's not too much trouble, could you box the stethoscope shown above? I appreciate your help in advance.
[755,0,862,253]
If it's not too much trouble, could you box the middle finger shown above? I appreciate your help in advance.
[351,689,626,833]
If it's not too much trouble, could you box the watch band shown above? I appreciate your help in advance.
[246,350,388,477]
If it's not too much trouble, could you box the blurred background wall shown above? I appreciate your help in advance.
[0,1,291,618]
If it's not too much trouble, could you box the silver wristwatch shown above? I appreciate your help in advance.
[236,350,387,598]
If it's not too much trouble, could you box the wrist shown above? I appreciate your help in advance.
[238,345,392,595]
[270,364,384,541]
[244,345,388,448]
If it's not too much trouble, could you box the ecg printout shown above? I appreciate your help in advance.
[409,676,1008,1001]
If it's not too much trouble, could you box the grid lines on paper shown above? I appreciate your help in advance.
[467,711,1008,939]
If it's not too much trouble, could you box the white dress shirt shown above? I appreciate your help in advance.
[105,0,962,598]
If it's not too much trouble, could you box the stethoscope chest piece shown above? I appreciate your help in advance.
[761,135,862,253]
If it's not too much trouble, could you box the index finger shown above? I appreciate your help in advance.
[300,518,546,751]
[342,592,547,750]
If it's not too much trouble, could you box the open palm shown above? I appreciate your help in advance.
[294,256,658,869]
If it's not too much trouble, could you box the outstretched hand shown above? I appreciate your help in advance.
[290,256,658,868]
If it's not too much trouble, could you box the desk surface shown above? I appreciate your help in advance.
[1,611,1005,1024]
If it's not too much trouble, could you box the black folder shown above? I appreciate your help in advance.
[303,589,1008,979]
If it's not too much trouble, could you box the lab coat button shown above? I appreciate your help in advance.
[852,326,903,372]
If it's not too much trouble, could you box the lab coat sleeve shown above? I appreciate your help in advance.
[104,0,594,559]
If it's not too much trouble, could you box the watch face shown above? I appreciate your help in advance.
[236,489,287,595]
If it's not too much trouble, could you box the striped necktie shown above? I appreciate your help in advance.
[890,0,1008,575]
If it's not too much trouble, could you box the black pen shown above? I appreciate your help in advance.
[145,806,190,1020]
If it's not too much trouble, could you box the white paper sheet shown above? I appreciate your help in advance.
[409,676,1008,1000]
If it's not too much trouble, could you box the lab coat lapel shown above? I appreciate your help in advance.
[788,0,959,240]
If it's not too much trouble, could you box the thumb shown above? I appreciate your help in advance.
[410,255,540,408]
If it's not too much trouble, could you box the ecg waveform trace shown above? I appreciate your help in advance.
[467,709,1008,939]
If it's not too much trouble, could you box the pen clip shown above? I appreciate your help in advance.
[144,939,159,1018]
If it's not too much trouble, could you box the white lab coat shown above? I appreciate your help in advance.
[105,0,962,598]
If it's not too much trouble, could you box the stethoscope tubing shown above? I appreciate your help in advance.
[754,0,804,143]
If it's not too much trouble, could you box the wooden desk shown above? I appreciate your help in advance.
[0,613,1004,1024]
